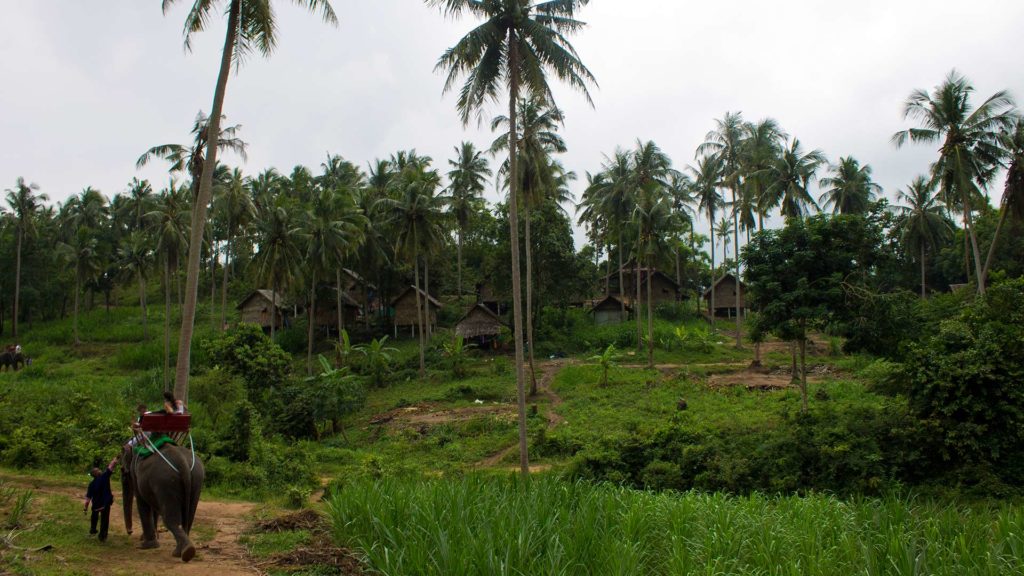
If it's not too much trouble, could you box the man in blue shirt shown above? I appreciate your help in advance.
[83,456,118,542]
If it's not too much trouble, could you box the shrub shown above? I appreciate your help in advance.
[203,323,292,392]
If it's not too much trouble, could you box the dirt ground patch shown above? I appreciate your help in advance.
[708,368,827,391]
[254,509,323,533]
[370,402,516,430]
[252,511,363,576]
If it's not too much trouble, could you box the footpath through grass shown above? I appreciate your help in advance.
[327,475,1024,576]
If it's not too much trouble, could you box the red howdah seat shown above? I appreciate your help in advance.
[139,413,191,433]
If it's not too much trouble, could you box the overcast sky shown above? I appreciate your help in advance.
[2,1,1022,250]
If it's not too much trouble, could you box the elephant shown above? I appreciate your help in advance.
[121,438,204,562]
[0,351,26,371]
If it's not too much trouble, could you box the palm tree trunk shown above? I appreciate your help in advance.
[73,272,80,346]
[799,335,808,413]
[921,245,927,299]
[709,208,716,331]
[424,258,431,339]
[525,208,538,396]
[604,240,611,296]
[13,230,21,340]
[139,273,148,340]
[164,259,171,392]
[220,227,232,331]
[981,204,1010,284]
[617,230,625,320]
[457,229,463,300]
[674,245,681,299]
[646,247,654,369]
[174,0,241,404]
[342,266,350,338]
[963,194,986,294]
[733,187,742,347]
[413,239,426,378]
[210,245,218,330]
[307,272,316,376]
[508,31,530,478]
[270,279,277,342]
[635,229,642,353]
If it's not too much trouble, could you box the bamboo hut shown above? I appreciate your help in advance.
[314,288,362,332]
[589,295,632,325]
[455,304,504,348]
[392,286,442,337]
[236,290,290,331]
[703,273,747,318]
[604,267,681,304]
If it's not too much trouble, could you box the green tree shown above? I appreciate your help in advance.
[891,70,1017,295]
[740,118,787,231]
[699,112,746,346]
[982,119,1024,281]
[118,231,155,339]
[160,0,337,404]
[148,180,191,389]
[818,156,881,216]
[893,176,953,298]
[212,168,255,329]
[254,197,306,342]
[429,0,595,477]
[445,142,491,300]
[305,355,366,441]
[5,178,47,339]
[765,138,826,220]
[380,169,446,377]
[688,154,723,329]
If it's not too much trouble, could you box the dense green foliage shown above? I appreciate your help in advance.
[328,476,1024,576]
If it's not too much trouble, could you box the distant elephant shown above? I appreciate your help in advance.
[121,439,204,562]
[0,351,26,371]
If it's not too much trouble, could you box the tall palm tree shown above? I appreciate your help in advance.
[630,140,676,357]
[160,0,337,403]
[818,156,882,215]
[254,198,307,342]
[765,138,826,219]
[148,180,191,390]
[894,177,953,298]
[380,170,447,378]
[430,0,595,477]
[715,217,733,266]
[59,230,101,346]
[891,70,1017,294]
[689,155,723,328]
[982,119,1024,281]
[317,156,369,337]
[666,172,695,292]
[740,118,788,230]
[585,151,634,323]
[214,167,256,329]
[699,112,746,345]
[5,178,47,339]
[492,97,567,393]
[445,142,491,300]
[122,178,156,233]
[119,231,154,339]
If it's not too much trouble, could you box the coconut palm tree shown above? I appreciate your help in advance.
[740,118,788,230]
[586,151,634,323]
[213,167,256,329]
[666,172,695,291]
[699,112,746,345]
[444,142,491,299]
[818,156,882,215]
[59,230,101,346]
[160,0,337,403]
[715,217,733,267]
[119,231,154,339]
[893,177,953,298]
[429,0,595,476]
[689,155,723,329]
[148,180,191,390]
[765,139,826,219]
[121,178,156,233]
[254,198,307,342]
[5,178,47,339]
[982,119,1024,281]
[317,156,369,337]
[891,70,1017,294]
[379,170,447,378]
[492,97,568,393]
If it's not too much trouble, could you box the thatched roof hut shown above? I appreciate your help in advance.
[605,267,681,304]
[314,288,362,330]
[392,286,442,329]
[703,273,747,317]
[589,295,631,325]
[236,290,290,330]
[455,304,504,339]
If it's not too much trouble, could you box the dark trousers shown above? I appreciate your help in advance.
[90,506,110,541]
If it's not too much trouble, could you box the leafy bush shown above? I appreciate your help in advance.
[898,279,1024,489]
[203,323,292,391]
[276,318,308,355]
[355,337,398,388]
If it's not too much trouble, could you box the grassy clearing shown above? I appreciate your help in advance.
[327,475,1024,576]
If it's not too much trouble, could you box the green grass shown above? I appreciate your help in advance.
[327,475,1024,576]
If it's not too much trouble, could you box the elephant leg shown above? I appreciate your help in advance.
[136,497,159,549]
[121,472,134,535]
[161,510,195,562]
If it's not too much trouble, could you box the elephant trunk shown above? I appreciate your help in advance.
[121,448,134,535]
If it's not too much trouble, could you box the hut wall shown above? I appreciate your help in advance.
[709,278,745,311]
[594,309,625,325]
[456,310,501,338]
[648,275,678,303]
[394,296,437,327]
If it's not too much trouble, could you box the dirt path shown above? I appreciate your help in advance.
[3,475,260,576]
[477,359,572,468]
